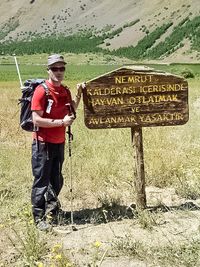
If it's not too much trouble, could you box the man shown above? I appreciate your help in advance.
[31,54,84,231]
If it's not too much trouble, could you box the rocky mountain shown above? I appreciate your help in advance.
[0,0,200,61]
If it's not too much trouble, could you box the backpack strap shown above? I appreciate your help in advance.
[33,82,49,132]
[34,82,49,152]
[41,82,49,95]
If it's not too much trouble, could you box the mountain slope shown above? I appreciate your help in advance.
[0,0,200,61]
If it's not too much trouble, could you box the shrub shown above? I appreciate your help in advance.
[181,69,195,79]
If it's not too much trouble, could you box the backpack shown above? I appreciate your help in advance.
[18,79,48,132]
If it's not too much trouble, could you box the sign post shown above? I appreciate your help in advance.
[83,66,189,209]
[131,127,146,209]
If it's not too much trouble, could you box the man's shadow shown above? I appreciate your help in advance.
[58,201,200,226]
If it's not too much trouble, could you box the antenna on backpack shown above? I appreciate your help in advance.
[13,54,23,88]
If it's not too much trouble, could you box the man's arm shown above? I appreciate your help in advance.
[72,82,86,111]
[32,110,74,128]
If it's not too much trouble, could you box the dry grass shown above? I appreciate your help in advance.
[112,235,200,267]
[0,78,199,204]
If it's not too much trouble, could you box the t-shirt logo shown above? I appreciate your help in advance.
[46,99,54,114]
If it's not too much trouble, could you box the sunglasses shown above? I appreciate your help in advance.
[49,66,66,72]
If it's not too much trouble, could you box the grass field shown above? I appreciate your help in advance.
[0,57,200,266]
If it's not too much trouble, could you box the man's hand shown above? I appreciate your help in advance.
[63,114,75,127]
[76,82,86,96]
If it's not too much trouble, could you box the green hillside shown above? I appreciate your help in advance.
[0,15,200,60]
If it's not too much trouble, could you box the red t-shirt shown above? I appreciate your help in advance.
[31,80,72,143]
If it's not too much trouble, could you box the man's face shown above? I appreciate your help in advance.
[48,62,66,82]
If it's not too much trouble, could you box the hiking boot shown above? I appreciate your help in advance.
[36,220,52,231]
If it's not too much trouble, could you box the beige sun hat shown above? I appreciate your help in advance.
[47,54,66,66]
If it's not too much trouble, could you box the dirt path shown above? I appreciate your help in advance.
[52,189,200,266]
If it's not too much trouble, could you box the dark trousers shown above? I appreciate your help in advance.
[31,140,65,221]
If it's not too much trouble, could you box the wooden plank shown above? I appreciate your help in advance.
[83,67,189,129]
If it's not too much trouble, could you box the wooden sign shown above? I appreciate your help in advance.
[83,66,189,129]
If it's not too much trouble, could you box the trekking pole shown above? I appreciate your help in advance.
[66,104,77,231]
[68,125,74,224]
[13,55,23,88]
